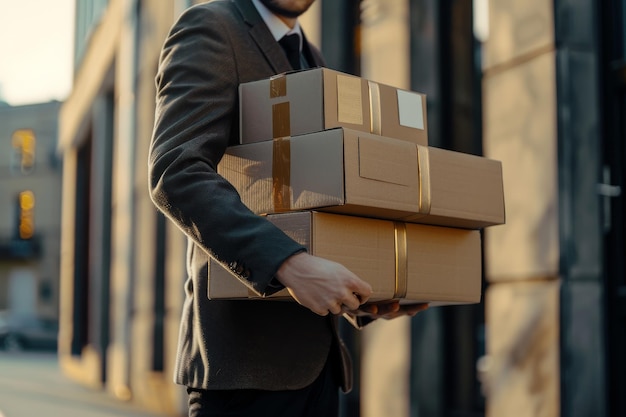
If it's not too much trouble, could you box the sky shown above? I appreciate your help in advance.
[0,0,75,106]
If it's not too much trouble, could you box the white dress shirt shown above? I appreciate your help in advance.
[251,0,303,51]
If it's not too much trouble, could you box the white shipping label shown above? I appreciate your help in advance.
[397,90,424,130]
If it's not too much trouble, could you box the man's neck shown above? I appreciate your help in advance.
[251,0,301,38]
[277,15,297,29]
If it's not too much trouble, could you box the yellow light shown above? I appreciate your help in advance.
[19,223,34,239]
[19,191,35,210]
[21,135,35,152]
[18,190,35,239]
[12,129,36,148]
[11,129,37,172]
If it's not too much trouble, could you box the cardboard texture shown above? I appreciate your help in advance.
[219,128,505,229]
[239,67,428,145]
[408,146,506,229]
[207,211,482,305]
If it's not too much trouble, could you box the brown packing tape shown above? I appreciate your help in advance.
[270,74,290,139]
[272,137,291,212]
[368,81,382,135]
[270,74,287,98]
[272,101,291,138]
[393,222,408,299]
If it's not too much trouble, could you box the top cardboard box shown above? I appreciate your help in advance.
[239,67,428,145]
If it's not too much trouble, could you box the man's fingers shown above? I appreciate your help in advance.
[286,287,332,317]
[317,308,331,316]
[328,302,343,315]
[403,303,429,316]
[359,304,378,315]
[347,277,372,305]
[370,301,400,316]
[353,282,373,304]
[352,292,365,304]
[341,292,363,311]
[335,290,371,315]
[353,301,429,319]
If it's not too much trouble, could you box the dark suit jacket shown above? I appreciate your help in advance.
[149,0,352,391]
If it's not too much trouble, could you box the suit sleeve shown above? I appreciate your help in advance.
[148,6,304,295]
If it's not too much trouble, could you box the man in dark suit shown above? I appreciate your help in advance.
[149,0,426,415]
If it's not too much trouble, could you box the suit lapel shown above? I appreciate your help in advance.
[234,0,293,74]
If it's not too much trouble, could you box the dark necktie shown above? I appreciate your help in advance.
[279,33,302,70]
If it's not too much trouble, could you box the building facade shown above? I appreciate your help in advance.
[0,101,63,328]
[58,0,624,416]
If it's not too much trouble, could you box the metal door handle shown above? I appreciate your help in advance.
[596,183,622,197]
[598,166,622,233]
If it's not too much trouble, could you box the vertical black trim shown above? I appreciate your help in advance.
[409,1,445,415]
[437,0,453,151]
[409,0,443,148]
[555,1,608,416]
[152,213,167,372]
[72,138,92,356]
[409,1,485,416]
[599,0,626,415]
[441,1,485,414]
[320,0,361,75]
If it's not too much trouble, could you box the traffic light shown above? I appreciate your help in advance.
[18,190,35,239]
[11,129,36,174]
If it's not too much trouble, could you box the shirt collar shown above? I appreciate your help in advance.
[251,0,303,50]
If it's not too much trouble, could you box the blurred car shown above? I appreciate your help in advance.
[0,311,58,352]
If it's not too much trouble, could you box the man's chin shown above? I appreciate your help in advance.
[259,0,313,19]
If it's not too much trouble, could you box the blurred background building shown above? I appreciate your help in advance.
[48,0,624,416]
[0,101,63,332]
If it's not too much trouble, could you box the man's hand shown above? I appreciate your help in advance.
[350,300,429,320]
[276,252,373,316]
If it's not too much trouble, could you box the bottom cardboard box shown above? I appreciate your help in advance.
[207,212,482,306]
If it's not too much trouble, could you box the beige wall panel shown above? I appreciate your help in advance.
[58,150,78,357]
[108,0,140,401]
[483,51,558,281]
[361,0,410,88]
[130,198,159,409]
[361,318,412,417]
[482,279,560,417]
[484,0,554,70]
[107,344,133,400]
[130,310,174,413]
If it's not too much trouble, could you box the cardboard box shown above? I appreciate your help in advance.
[219,128,505,229]
[207,211,482,305]
[239,67,428,145]
[407,146,506,229]
[220,128,421,221]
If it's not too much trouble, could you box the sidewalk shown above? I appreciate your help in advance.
[0,351,172,417]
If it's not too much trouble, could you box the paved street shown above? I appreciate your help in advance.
[0,352,169,417]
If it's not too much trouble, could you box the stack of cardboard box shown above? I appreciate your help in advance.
[208,68,505,306]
